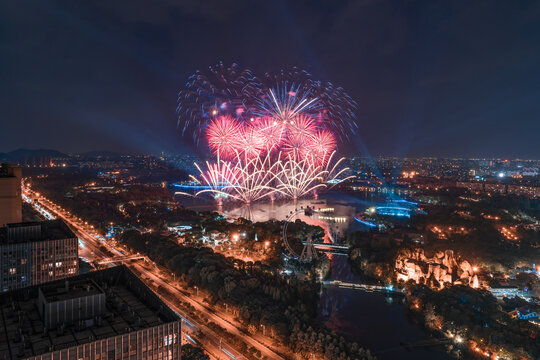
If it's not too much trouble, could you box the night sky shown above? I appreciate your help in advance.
[2,1,540,158]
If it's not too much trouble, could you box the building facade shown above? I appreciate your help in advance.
[25,322,182,360]
[0,220,78,292]
[0,164,22,226]
[0,266,182,360]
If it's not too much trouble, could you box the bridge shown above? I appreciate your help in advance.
[95,254,148,265]
[322,280,404,294]
[302,241,350,255]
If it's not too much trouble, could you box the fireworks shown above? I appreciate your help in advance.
[192,151,352,203]
[177,62,357,142]
[178,63,357,203]
[177,62,259,142]
[254,87,321,124]
[194,152,281,203]
[252,117,284,151]
[206,116,242,158]
[307,130,336,165]
[275,154,330,199]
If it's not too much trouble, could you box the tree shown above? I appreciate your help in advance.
[181,344,209,360]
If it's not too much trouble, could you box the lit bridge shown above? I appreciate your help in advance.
[95,254,148,265]
[302,241,350,255]
[322,280,404,294]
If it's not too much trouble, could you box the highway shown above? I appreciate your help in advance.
[22,185,284,360]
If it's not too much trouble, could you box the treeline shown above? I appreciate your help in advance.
[181,344,209,360]
[121,230,375,359]
[408,285,539,360]
[176,297,265,360]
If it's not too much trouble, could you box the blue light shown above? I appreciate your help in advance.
[173,183,228,189]
[353,216,377,227]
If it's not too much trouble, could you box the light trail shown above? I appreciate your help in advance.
[22,185,285,360]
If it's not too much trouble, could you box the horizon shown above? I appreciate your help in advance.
[2,147,540,162]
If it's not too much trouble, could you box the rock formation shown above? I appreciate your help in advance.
[395,248,480,289]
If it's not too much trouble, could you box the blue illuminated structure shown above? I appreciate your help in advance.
[373,198,426,218]
[375,206,412,218]
[353,216,377,227]
[173,183,229,190]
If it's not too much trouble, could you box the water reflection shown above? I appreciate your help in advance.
[319,257,451,360]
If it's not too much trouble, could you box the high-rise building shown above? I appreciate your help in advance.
[0,164,22,226]
[0,219,78,292]
[0,265,182,360]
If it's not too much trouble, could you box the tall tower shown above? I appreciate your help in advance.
[0,164,22,226]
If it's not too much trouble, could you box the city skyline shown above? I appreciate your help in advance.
[2,1,540,158]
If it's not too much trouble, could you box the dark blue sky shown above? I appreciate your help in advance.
[1,0,540,158]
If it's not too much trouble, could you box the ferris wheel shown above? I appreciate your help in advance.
[281,206,318,263]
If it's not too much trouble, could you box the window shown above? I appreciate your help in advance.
[8,268,16,275]
[163,335,174,346]
[21,259,27,265]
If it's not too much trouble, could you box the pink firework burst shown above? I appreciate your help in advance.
[252,117,284,151]
[287,114,317,138]
[206,116,243,158]
[283,132,312,160]
[307,130,337,165]
[238,127,265,159]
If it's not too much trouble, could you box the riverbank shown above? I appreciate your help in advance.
[318,257,452,360]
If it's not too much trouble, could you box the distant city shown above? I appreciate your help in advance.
[1,147,538,360]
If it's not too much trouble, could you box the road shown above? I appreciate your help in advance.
[23,186,285,360]
[136,261,286,359]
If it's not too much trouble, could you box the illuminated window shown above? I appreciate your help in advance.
[55,262,62,267]
[21,259,27,265]
[9,268,16,275]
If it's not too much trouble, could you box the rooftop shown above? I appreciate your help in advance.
[0,219,76,244]
[0,164,20,178]
[40,279,103,303]
[0,266,179,360]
